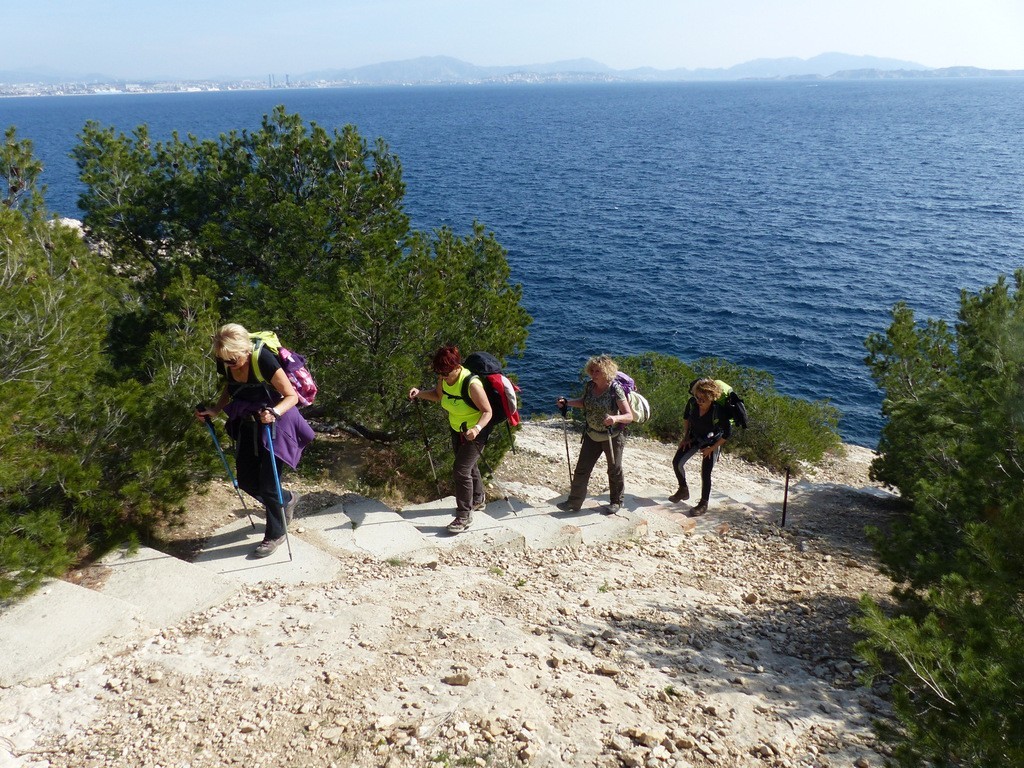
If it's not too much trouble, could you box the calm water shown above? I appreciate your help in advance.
[4,80,1024,447]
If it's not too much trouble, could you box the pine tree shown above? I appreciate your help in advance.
[857,273,1024,765]
[2,128,222,599]
[72,108,531,445]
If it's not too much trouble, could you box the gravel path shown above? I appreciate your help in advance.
[1,422,899,768]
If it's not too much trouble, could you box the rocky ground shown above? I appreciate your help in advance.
[3,421,901,768]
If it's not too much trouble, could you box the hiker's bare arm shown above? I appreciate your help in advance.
[604,397,633,427]
[408,381,443,402]
[195,387,230,420]
[465,379,492,440]
[260,369,298,423]
[619,397,634,424]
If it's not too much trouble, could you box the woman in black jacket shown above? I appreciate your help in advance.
[669,378,731,517]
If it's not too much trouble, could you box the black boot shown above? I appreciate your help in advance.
[668,485,690,503]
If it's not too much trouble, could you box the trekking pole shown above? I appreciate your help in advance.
[477,447,515,516]
[606,427,617,467]
[197,404,255,529]
[415,399,442,496]
[558,398,574,485]
[263,416,293,561]
[463,424,515,516]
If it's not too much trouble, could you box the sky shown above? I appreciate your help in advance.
[6,0,1024,80]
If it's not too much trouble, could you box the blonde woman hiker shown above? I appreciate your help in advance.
[555,354,634,514]
[195,323,314,557]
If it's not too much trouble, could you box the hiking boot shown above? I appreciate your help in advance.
[447,516,472,533]
[285,491,301,523]
[605,503,621,515]
[689,501,709,517]
[253,536,285,558]
[668,486,690,503]
[555,500,581,512]
[471,498,487,512]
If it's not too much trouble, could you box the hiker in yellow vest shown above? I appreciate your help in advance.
[408,345,493,533]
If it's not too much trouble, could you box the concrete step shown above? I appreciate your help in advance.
[400,493,650,551]
[0,546,241,688]
[96,545,238,625]
[0,579,143,687]
[546,496,649,546]
[299,493,440,564]
[399,497,529,554]
[192,516,343,585]
[0,480,772,690]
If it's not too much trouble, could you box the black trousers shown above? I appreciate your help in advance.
[235,420,288,540]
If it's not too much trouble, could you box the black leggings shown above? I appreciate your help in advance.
[672,443,718,505]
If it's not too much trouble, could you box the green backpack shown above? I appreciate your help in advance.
[689,378,748,429]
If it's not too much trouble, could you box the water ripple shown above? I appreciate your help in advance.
[6,79,1024,446]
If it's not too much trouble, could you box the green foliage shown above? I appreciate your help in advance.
[73,107,531,466]
[855,572,1024,767]
[73,109,409,294]
[619,353,842,472]
[858,272,1024,765]
[2,126,44,214]
[864,277,1024,586]
[1,129,222,600]
[299,223,529,441]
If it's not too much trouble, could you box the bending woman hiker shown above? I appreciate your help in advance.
[669,377,731,517]
[556,354,633,514]
[408,345,493,533]
[196,324,314,557]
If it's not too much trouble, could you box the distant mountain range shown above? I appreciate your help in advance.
[3,53,1024,87]
[301,53,938,84]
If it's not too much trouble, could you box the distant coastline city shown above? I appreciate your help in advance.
[3,53,1022,98]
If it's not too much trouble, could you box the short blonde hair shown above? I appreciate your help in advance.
[211,323,253,361]
[691,378,722,402]
[585,354,619,381]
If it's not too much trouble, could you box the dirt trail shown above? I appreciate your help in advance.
[2,421,898,768]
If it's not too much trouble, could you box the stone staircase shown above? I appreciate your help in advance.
[0,487,752,689]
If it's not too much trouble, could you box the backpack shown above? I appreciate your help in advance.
[613,371,651,424]
[250,331,318,407]
[689,378,748,429]
[459,351,521,427]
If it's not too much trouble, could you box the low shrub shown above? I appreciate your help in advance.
[620,353,843,473]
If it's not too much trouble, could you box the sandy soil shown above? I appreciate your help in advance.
[4,421,900,768]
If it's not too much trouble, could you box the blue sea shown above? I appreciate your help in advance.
[4,80,1023,447]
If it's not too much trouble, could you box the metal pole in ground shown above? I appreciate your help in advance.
[781,466,791,527]
[198,406,255,529]
[263,419,293,561]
